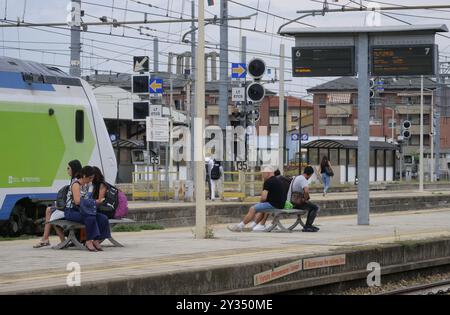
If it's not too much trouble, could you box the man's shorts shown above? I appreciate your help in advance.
[253,202,277,213]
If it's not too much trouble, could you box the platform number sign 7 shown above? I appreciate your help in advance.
[425,47,430,55]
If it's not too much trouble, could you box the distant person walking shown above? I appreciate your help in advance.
[319,156,334,197]
[205,156,214,200]
[210,159,223,201]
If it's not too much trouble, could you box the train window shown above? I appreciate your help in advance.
[75,110,84,142]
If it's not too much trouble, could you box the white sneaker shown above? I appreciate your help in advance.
[227,224,243,232]
[252,224,267,232]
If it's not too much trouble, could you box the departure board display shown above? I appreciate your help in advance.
[292,47,355,77]
[371,45,436,76]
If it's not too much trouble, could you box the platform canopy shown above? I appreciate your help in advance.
[280,24,448,36]
[303,139,398,151]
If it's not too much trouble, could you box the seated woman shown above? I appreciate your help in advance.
[92,166,108,207]
[34,159,82,248]
[64,166,111,252]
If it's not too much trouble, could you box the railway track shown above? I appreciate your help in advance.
[379,279,450,295]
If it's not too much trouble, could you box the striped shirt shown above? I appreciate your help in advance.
[66,180,89,209]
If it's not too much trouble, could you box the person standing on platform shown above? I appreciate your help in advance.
[210,159,223,201]
[319,156,334,197]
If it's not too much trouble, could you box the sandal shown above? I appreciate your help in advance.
[33,240,50,248]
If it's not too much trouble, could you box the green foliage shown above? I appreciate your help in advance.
[112,223,164,232]
[0,235,35,242]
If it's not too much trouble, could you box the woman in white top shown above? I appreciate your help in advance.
[34,160,82,248]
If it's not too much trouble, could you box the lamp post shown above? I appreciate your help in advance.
[423,88,435,182]
[386,107,395,142]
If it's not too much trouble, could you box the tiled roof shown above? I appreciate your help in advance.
[307,77,437,93]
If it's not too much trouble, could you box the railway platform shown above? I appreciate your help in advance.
[1,197,450,294]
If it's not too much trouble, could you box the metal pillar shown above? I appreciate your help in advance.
[419,75,424,191]
[195,0,206,239]
[188,0,196,186]
[435,73,443,180]
[153,38,159,72]
[357,33,370,225]
[69,0,81,77]
[278,44,285,174]
[430,91,434,182]
[219,0,229,131]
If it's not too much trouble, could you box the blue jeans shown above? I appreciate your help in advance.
[322,173,330,193]
[253,202,277,212]
[64,208,111,241]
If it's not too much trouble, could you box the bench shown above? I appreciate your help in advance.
[49,218,135,250]
[264,209,307,232]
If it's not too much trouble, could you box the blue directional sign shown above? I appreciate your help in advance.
[300,133,309,141]
[291,133,299,141]
[149,78,163,94]
[231,63,247,79]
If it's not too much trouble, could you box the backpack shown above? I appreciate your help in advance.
[210,163,221,180]
[97,182,128,219]
[114,190,128,219]
[56,185,70,210]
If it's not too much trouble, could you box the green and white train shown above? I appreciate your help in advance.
[0,57,117,236]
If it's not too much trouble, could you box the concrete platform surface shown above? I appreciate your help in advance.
[1,207,450,294]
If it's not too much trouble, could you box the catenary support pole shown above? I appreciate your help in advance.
[279,44,285,174]
[195,0,206,239]
[69,0,81,77]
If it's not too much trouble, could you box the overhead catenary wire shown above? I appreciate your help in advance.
[0,16,301,75]
[229,0,315,28]
[311,0,450,40]
[0,2,332,91]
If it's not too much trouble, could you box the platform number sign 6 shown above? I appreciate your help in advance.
[236,161,248,171]
[151,156,160,165]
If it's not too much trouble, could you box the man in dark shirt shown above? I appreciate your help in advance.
[228,165,288,232]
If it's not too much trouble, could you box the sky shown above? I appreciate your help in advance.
[0,0,449,98]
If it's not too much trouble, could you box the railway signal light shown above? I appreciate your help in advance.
[402,120,411,139]
[246,58,266,104]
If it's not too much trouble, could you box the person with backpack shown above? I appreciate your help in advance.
[205,156,214,200]
[64,166,111,252]
[228,165,288,232]
[210,159,223,201]
[34,160,82,248]
[287,166,320,232]
[92,166,128,219]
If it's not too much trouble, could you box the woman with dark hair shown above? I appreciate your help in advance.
[34,159,82,248]
[92,166,108,206]
[64,166,111,252]
[319,156,333,197]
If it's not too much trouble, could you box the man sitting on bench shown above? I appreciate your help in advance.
[228,165,288,232]
[288,166,320,232]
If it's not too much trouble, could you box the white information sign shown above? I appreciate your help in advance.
[232,87,245,102]
[146,116,169,142]
[150,105,162,117]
